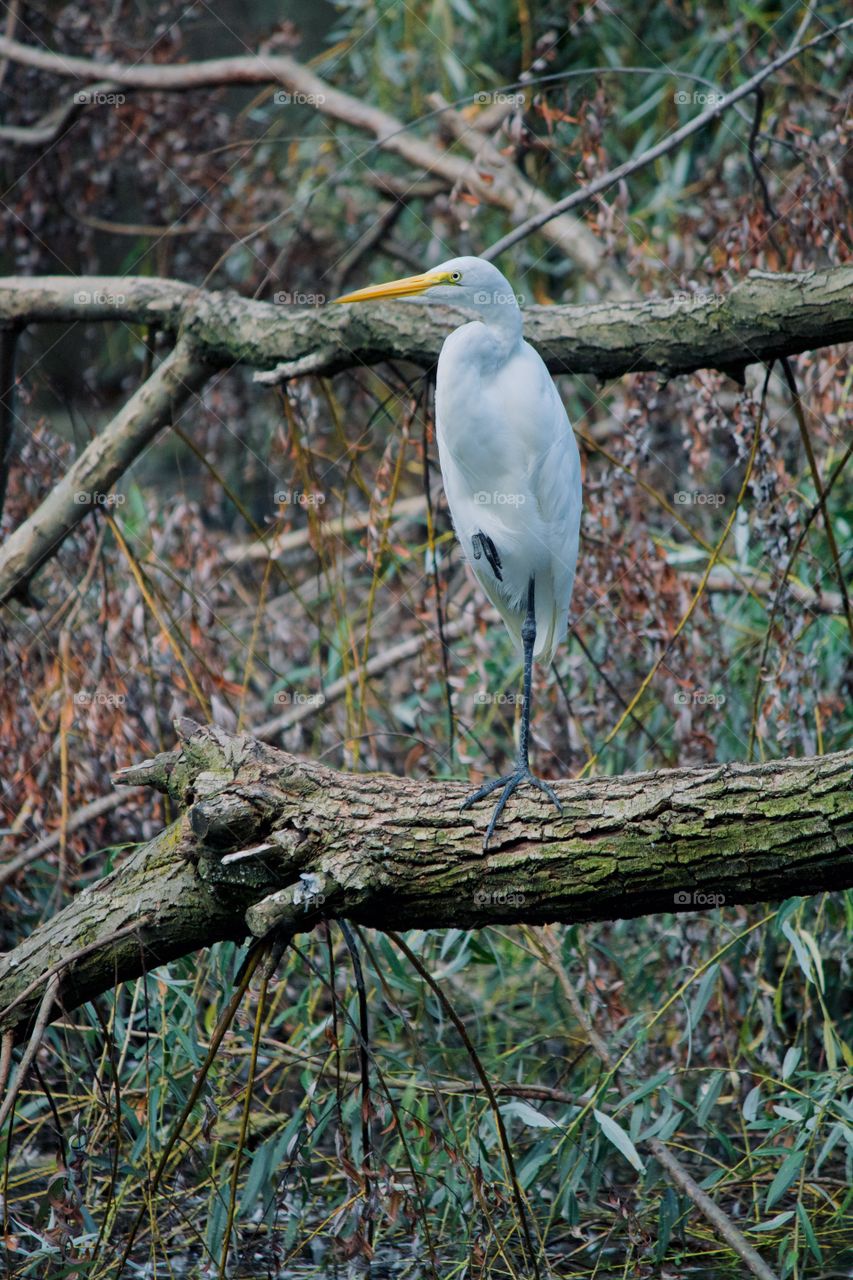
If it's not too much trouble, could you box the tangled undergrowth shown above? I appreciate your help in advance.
[1,0,851,1274]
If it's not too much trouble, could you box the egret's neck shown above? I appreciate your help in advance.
[478,302,523,360]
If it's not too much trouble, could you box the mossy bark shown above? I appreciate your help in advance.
[0,266,850,380]
[1,722,851,1041]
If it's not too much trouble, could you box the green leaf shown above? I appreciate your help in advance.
[696,1070,725,1128]
[240,1122,300,1216]
[561,1188,580,1227]
[655,1187,679,1261]
[618,1069,672,1112]
[516,1140,555,1190]
[500,1100,560,1130]
[593,1109,646,1174]
[765,1150,805,1210]
[773,1105,804,1123]
[781,922,814,985]
[814,1122,843,1173]
[799,929,825,992]
[781,1046,801,1080]
[206,1169,230,1260]
[743,1084,762,1123]
[823,1017,838,1070]
[796,1202,823,1263]
[688,963,719,1032]
[748,1209,795,1232]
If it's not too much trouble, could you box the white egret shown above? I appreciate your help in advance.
[335,256,582,849]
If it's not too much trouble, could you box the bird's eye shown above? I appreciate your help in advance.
[449,271,462,283]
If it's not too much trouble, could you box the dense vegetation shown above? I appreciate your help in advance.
[1,0,851,1275]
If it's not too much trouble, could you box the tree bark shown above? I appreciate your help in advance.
[2,266,851,381]
[1,722,850,1042]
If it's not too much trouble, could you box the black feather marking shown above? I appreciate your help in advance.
[472,531,503,581]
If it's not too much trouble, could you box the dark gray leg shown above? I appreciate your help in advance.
[461,578,562,851]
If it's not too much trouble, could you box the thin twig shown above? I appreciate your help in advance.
[779,357,853,645]
[340,921,375,1245]
[483,18,853,259]
[747,437,853,759]
[254,610,472,740]
[0,1031,13,1100]
[0,791,134,892]
[0,973,59,1133]
[421,383,456,761]
[219,969,270,1278]
[0,324,20,518]
[115,941,268,1276]
[577,372,767,778]
[388,930,542,1279]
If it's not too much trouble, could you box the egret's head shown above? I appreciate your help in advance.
[334,255,522,329]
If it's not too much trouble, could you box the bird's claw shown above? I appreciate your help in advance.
[461,766,562,851]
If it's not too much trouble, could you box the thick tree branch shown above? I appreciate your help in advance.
[2,265,851,380]
[0,722,850,1042]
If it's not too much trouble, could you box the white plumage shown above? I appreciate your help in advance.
[431,257,581,666]
[335,255,582,849]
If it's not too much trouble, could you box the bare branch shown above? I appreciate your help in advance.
[0,791,136,891]
[0,974,59,1132]
[0,338,211,606]
[483,17,853,259]
[0,35,602,274]
[2,266,850,605]
[0,80,120,145]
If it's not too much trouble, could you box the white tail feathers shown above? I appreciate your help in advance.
[488,574,564,668]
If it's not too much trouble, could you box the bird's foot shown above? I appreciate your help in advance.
[460,764,562,852]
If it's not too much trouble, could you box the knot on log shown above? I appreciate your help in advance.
[113,718,303,808]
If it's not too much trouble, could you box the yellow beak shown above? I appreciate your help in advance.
[334,270,454,305]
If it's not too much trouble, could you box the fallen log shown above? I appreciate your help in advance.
[1,721,850,1041]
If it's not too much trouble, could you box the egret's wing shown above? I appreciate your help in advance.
[436,328,581,662]
[526,368,582,661]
